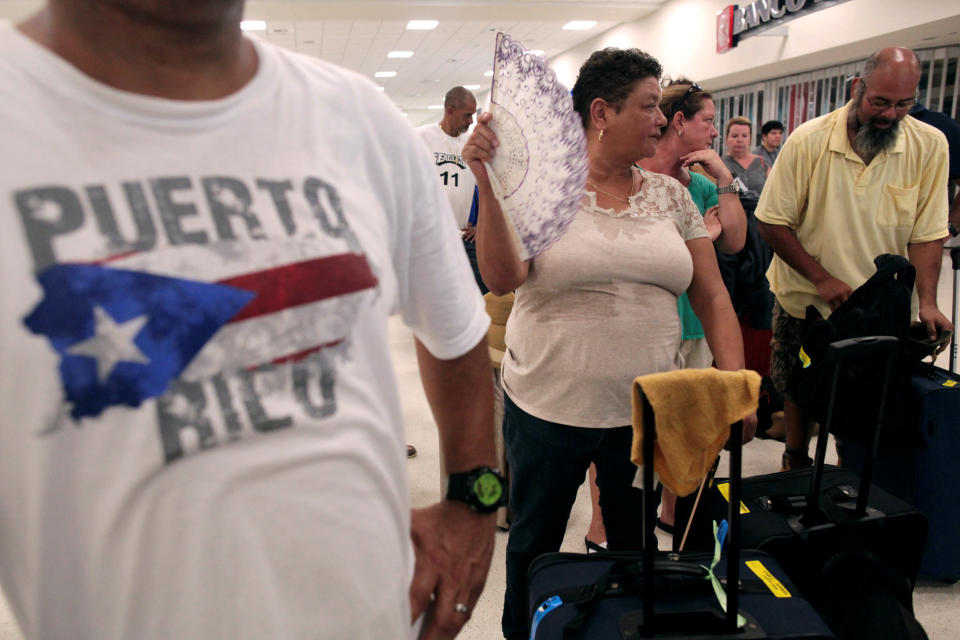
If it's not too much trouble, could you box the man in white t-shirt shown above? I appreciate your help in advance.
[0,2,503,640]
[416,87,487,294]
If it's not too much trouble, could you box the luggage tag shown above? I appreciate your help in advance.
[529,595,563,639]
[716,519,729,549]
[700,521,746,629]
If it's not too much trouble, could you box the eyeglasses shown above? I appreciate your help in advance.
[860,82,916,112]
[669,82,702,119]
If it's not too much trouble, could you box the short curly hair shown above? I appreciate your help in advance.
[572,48,663,129]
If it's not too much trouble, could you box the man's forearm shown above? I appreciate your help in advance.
[415,337,496,473]
[908,238,946,309]
[757,220,831,285]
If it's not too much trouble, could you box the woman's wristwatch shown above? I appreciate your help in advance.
[716,181,741,195]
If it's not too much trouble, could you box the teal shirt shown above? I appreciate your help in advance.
[678,172,719,340]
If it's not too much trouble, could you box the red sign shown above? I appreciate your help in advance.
[716,5,736,54]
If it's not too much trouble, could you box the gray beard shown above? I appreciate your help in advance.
[854,118,900,156]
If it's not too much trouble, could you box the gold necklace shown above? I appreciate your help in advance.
[587,181,633,204]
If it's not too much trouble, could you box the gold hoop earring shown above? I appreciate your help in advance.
[599,129,605,142]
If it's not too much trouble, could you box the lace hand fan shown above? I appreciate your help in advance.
[484,32,587,261]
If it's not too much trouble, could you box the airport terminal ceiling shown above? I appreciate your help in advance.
[0,0,957,127]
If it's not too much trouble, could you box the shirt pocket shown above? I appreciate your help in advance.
[880,184,918,228]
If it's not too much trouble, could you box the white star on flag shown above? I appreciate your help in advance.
[67,306,150,382]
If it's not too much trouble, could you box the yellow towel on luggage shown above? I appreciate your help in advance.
[631,368,761,497]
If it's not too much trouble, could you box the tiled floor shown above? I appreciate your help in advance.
[1,251,957,639]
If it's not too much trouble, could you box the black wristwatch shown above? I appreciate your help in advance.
[446,466,506,513]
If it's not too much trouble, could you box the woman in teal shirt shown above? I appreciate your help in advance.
[635,81,747,537]
[638,80,746,367]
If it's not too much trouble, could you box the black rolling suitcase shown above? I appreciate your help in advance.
[838,247,960,581]
[697,338,929,639]
[526,370,834,639]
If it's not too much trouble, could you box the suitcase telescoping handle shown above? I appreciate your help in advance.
[950,246,959,374]
[805,336,899,524]
[638,389,743,636]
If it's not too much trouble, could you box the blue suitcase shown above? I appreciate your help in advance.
[526,373,834,639]
[527,550,834,639]
[842,363,960,581]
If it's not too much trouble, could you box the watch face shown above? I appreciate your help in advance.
[473,471,504,507]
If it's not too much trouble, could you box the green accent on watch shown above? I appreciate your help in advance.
[473,471,504,507]
[446,466,506,513]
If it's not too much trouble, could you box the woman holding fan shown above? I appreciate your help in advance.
[463,48,752,640]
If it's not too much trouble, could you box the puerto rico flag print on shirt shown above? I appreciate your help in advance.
[24,263,256,420]
[15,175,380,462]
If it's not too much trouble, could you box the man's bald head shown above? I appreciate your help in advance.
[849,47,921,157]
[862,47,921,86]
[440,86,477,137]
[444,86,476,110]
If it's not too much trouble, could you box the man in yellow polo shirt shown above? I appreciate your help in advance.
[757,47,952,471]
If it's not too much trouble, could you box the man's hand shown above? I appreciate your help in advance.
[814,276,853,311]
[462,112,498,184]
[410,502,496,640]
[461,225,477,243]
[918,304,954,354]
[703,205,722,242]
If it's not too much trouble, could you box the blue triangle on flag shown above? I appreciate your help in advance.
[24,264,256,419]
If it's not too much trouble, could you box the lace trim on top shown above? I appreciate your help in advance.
[581,169,709,242]
[582,168,645,218]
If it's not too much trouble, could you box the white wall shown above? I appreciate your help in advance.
[551,0,960,90]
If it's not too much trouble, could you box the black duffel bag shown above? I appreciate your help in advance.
[788,254,914,444]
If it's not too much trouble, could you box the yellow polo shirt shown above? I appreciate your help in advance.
[756,101,949,319]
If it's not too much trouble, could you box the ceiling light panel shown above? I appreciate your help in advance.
[387,51,415,58]
[374,71,398,78]
[240,20,266,31]
[407,20,439,30]
[236,13,633,126]
[562,20,598,30]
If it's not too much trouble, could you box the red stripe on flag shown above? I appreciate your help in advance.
[221,253,378,322]
[88,250,141,265]
[258,340,344,369]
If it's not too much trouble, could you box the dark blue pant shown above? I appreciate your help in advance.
[501,394,653,639]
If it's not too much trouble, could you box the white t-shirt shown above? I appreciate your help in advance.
[0,22,488,640]
[415,123,477,229]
